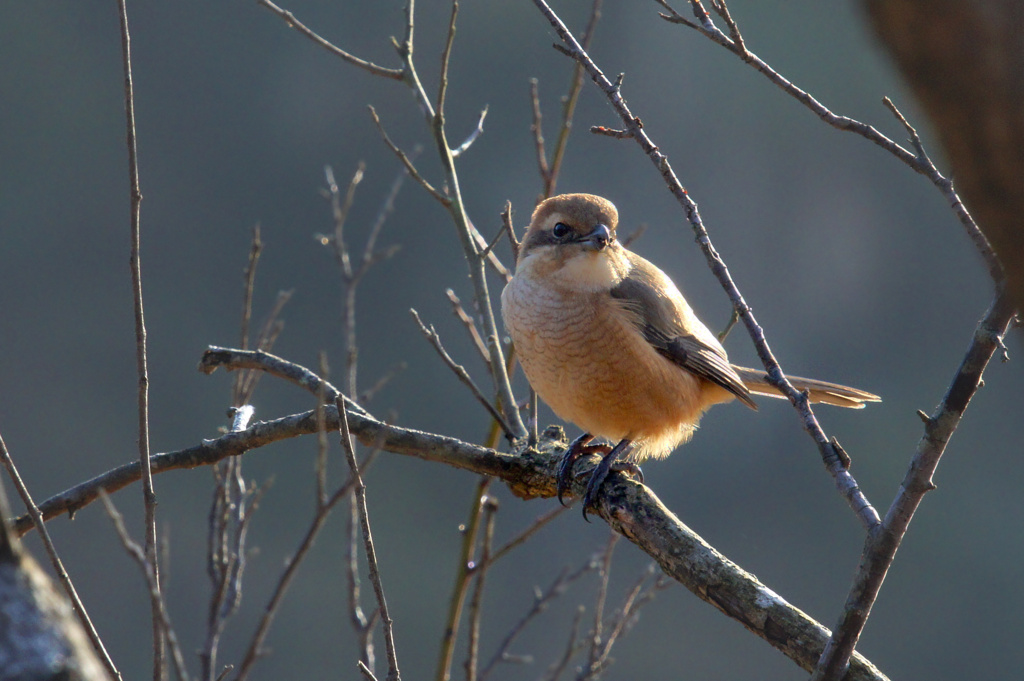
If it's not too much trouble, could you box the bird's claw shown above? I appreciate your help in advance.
[556,433,609,506]
[557,435,641,520]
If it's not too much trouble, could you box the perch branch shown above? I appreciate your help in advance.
[14,348,889,679]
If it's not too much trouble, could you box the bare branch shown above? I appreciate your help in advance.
[410,309,516,441]
[324,163,365,281]
[114,0,164,673]
[256,0,404,80]
[15,348,891,677]
[100,493,188,681]
[233,474,358,681]
[501,201,519,264]
[589,125,633,139]
[480,553,599,680]
[368,106,450,205]
[811,292,1016,681]
[435,478,490,681]
[357,660,380,681]
[335,397,401,681]
[657,0,1004,288]
[464,495,498,681]
[233,226,263,406]
[486,504,568,566]
[445,289,491,364]
[452,106,488,158]
[529,79,550,186]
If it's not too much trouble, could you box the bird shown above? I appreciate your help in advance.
[500,193,880,518]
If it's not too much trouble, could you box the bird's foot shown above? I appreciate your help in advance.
[581,439,635,522]
[556,433,611,506]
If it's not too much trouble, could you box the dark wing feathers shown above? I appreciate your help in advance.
[610,263,757,411]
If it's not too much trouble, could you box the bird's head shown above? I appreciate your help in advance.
[516,193,630,292]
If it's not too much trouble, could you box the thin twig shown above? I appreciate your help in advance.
[452,106,489,158]
[235,289,294,402]
[501,202,519,272]
[436,0,460,123]
[464,495,498,681]
[584,564,669,678]
[256,0,403,79]
[479,554,599,681]
[486,504,569,566]
[435,478,489,681]
[358,660,380,681]
[0,433,122,680]
[233,226,263,406]
[368,106,450,205]
[542,606,585,681]
[358,362,407,404]
[234,443,378,681]
[336,397,401,681]
[202,407,262,681]
[445,289,491,364]
[347,487,377,674]
[100,493,189,681]
[716,306,740,343]
[479,219,508,260]
[581,533,618,679]
[115,0,163,675]
[199,346,371,418]
[590,125,633,139]
[410,309,516,441]
[530,79,550,186]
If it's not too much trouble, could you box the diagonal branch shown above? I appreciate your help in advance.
[655,0,1004,288]
[411,309,515,440]
[256,0,404,80]
[810,292,1016,681]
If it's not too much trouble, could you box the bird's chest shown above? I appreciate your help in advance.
[502,278,649,406]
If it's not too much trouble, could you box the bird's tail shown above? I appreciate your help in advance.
[731,366,881,409]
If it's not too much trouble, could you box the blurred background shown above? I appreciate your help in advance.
[1,1,1020,679]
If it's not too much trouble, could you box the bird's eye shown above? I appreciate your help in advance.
[552,222,572,239]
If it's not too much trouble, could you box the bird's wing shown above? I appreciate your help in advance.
[610,254,758,410]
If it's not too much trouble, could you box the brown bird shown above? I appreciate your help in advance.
[501,193,880,517]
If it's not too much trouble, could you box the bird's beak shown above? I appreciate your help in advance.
[581,224,611,251]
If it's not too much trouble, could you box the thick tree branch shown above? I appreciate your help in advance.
[13,348,889,679]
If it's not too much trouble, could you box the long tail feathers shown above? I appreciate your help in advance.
[731,366,881,409]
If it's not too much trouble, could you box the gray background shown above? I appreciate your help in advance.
[1,1,1021,679]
